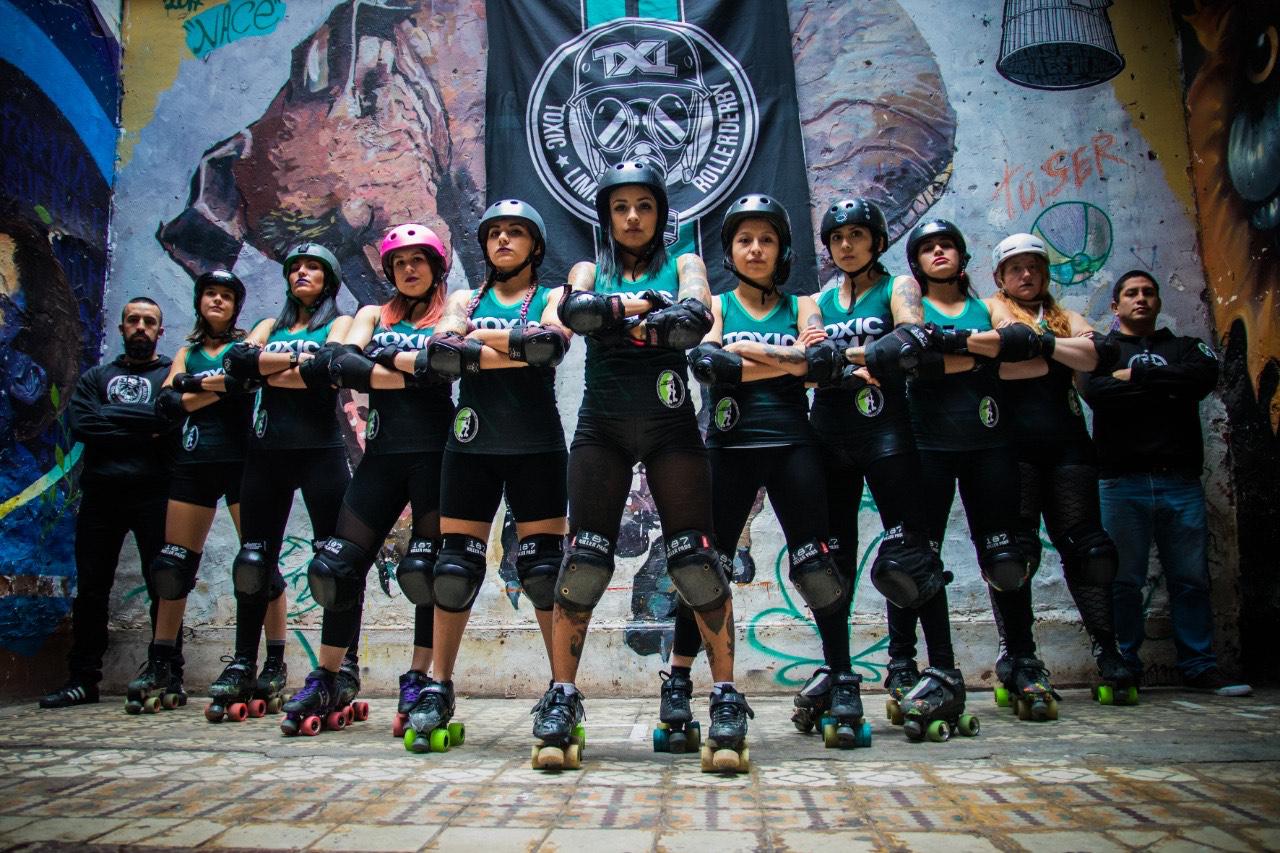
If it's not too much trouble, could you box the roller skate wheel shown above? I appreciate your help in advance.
[535,744,565,770]
[1045,699,1059,721]
[652,726,670,753]
[821,721,839,749]
[886,698,904,725]
[738,745,750,773]
[857,720,873,748]
[205,703,224,723]
[958,714,980,737]
[564,742,582,770]
[699,744,714,773]
[300,715,322,736]
[530,744,542,769]
[669,731,687,754]
[325,710,347,731]
[354,701,370,722]
[926,719,951,743]
[392,714,407,739]
[125,700,142,715]
[819,714,834,729]
[142,696,161,713]
[994,686,1011,708]
[791,708,814,733]
[343,705,354,724]
[248,699,267,718]
[280,717,299,736]
[712,747,742,773]
[687,722,701,751]
[447,721,465,746]
[161,692,182,711]
[267,695,283,714]
[1122,686,1139,705]
[903,718,924,741]
[1094,685,1112,705]
[429,727,451,753]
[571,723,586,748]
[226,703,248,723]
[404,728,429,754]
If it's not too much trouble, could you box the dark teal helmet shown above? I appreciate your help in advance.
[282,242,342,294]
[719,194,793,286]
[477,199,547,269]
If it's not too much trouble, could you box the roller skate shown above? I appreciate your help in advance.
[653,670,701,754]
[404,678,465,754]
[254,657,288,715]
[821,671,871,749]
[995,656,1060,721]
[335,658,370,726]
[205,655,261,722]
[701,686,753,773]
[884,659,920,726]
[392,670,430,738]
[791,666,830,733]
[902,667,979,742]
[530,684,586,771]
[1091,646,1139,707]
[125,656,186,715]
[280,668,345,736]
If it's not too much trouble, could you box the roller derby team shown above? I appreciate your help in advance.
[41,160,1252,767]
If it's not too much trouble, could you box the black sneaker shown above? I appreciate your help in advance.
[39,682,100,708]
[1184,667,1252,697]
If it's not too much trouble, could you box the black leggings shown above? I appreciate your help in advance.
[320,451,442,650]
[1019,452,1116,651]
[907,447,1034,660]
[235,447,351,663]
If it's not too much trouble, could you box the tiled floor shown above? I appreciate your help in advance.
[1,688,1277,851]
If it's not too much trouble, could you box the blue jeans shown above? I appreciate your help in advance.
[1099,474,1217,678]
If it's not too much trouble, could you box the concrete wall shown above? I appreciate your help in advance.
[2,0,1265,698]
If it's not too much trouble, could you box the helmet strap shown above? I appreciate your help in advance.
[841,253,881,286]
[737,275,778,305]
[492,253,534,283]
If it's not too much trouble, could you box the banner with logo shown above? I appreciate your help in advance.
[485,0,815,293]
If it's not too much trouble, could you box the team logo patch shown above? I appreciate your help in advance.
[979,396,1000,428]
[105,374,152,404]
[527,19,758,236]
[1197,341,1218,361]
[713,397,739,431]
[182,422,199,452]
[253,409,268,438]
[855,386,884,418]
[656,369,686,408]
[453,407,479,443]
[365,409,380,441]
[1129,352,1168,368]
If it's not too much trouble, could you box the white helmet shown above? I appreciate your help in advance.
[991,233,1049,281]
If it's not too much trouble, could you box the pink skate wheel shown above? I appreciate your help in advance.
[248,699,267,718]
[227,703,248,722]
[301,715,321,736]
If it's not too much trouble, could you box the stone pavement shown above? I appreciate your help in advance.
[0,688,1277,852]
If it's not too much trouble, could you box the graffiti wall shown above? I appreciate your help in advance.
[0,0,119,681]
[3,0,1263,694]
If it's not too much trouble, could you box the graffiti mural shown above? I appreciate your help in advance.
[0,0,119,660]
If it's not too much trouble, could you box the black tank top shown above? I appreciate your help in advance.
[249,321,343,451]
[364,320,453,456]
[178,342,250,463]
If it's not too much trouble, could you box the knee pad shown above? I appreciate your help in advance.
[787,538,846,616]
[665,530,730,612]
[433,535,488,613]
[151,544,202,601]
[554,530,616,612]
[307,537,370,611]
[978,530,1030,592]
[232,542,276,598]
[826,535,858,578]
[1014,527,1043,577]
[1061,523,1118,586]
[870,527,947,609]
[396,537,440,606]
[516,534,564,611]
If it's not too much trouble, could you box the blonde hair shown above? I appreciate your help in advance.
[994,257,1071,337]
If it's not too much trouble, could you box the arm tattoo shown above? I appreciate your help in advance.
[893,277,924,324]
[676,254,712,306]
[762,345,805,364]
[437,295,471,336]
[568,262,597,293]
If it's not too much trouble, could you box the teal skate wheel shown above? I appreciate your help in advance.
[958,714,979,737]
[429,727,451,753]
[653,726,670,753]
[925,719,950,743]
[856,721,872,748]
[447,721,465,746]
[994,686,1010,707]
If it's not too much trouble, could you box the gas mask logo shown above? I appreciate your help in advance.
[528,20,758,233]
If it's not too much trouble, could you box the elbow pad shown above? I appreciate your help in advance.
[640,298,713,350]
[804,339,845,384]
[509,324,569,367]
[427,333,484,379]
[557,290,626,335]
[221,342,263,380]
[689,342,743,386]
[995,324,1044,362]
[865,325,930,381]
[924,322,970,354]
[299,342,341,390]
[365,341,405,370]
[155,387,186,424]
[330,347,375,391]
[171,373,204,394]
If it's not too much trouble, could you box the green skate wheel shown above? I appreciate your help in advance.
[1095,685,1113,705]
[994,686,1010,707]
[653,726,670,753]
[403,728,418,752]
[856,721,873,748]
[572,723,586,748]
[447,721,465,746]
[926,719,950,743]
[1122,686,1139,705]
[429,727,451,753]
[821,721,838,749]
[958,714,980,737]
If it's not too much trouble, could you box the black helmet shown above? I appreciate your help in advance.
[719,194,793,286]
[477,199,547,270]
[820,198,888,255]
[282,243,342,294]
[594,161,669,250]
[906,219,969,283]
[194,269,245,326]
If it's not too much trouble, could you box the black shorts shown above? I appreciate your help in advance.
[168,461,243,508]
[571,411,705,465]
[440,449,568,523]
[816,425,915,472]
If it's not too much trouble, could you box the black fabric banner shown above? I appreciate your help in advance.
[485,0,816,293]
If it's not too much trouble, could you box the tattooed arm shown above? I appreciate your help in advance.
[675,253,712,307]
[890,274,924,325]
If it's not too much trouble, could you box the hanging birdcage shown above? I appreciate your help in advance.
[997,0,1125,90]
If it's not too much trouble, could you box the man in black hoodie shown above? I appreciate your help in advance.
[40,298,178,708]
[1083,271,1250,697]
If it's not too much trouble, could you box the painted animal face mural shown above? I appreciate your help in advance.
[1185,0,1280,429]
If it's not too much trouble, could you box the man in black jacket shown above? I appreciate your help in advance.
[40,298,178,708]
[1083,271,1250,696]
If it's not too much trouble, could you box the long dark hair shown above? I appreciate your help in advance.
[595,232,668,288]
[275,269,341,332]
[186,290,247,346]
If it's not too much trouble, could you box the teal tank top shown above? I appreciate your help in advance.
[448,284,565,454]
[178,341,250,462]
[708,291,812,448]
[909,296,1007,451]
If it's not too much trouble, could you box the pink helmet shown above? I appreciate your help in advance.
[379,223,449,282]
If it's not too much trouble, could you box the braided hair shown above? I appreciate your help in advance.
[466,260,540,326]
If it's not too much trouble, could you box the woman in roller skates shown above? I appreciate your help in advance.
[398,200,569,755]
[216,243,357,727]
[127,271,254,716]
[540,161,748,773]
[285,224,458,738]
[983,234,1133,707]
[801,199,961,742]
[673,195,864,751]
